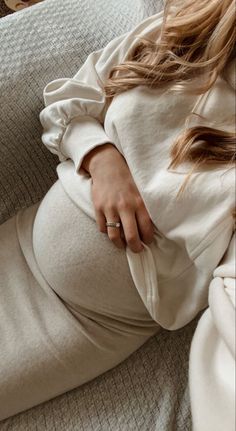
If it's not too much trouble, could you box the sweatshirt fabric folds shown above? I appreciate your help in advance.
[39,11,235,431]
[39,10,235,329]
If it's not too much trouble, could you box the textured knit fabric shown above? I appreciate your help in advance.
[39,10,236,430]
[0,0,162,225]
[0,179,160,420]
[0,308,196,431]
[1,1,233,430]
[0,2,195,429]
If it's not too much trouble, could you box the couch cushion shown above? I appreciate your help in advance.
[0,316,197,431]
[0,0,162,224]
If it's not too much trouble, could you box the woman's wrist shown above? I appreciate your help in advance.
[82,143,122,177]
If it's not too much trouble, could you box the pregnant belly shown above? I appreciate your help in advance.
[32,179,150,322]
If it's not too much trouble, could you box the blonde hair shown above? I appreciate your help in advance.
[104,0,235,216]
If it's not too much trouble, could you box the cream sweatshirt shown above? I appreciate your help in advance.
[39,11,235,331]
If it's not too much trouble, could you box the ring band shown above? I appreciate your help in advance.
[106,221,121,228]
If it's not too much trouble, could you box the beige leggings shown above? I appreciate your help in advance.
[0,179,159,421]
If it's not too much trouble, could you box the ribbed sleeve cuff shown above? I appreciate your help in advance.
[61,115,114,175]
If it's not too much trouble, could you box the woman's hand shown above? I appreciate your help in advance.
[82,143,154,253]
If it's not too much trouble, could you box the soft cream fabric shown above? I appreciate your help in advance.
[189,233,235,431]
[39,10,236,429]
[0,179,159,421]
[40,11,235,328]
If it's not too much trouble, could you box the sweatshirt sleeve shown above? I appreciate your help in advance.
[189,231,235,431]
[39,11,164,175]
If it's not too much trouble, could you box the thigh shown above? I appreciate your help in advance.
[0,194,160,420]
[32,179,156,326]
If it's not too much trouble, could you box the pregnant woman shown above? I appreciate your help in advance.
[0,0,235,429]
